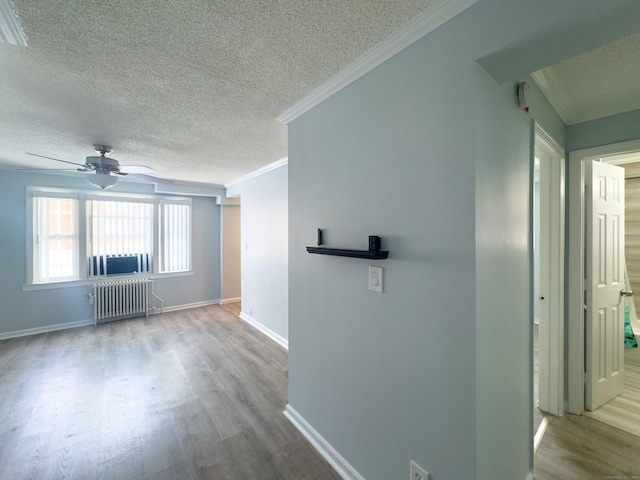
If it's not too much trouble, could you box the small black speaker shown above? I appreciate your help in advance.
[368,235,381,252]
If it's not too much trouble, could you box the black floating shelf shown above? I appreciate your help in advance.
[306,246,389,260]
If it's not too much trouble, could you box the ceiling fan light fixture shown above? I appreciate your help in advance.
[88,171,118,190]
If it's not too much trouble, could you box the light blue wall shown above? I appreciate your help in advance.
[474,65,533,479]
[289,16,478,480]
[286,0,584,478]
[226,164,288,342]
[0,170,221,337]
[566,108,640,152]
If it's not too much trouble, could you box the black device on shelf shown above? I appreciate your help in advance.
[306,233,388,259]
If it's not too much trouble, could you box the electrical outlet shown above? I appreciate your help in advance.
[410,460,429,480]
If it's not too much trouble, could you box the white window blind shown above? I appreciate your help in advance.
[160,201,191,273]
[28,188,193,284]
[87,199,153,276]
[34,195,78,283]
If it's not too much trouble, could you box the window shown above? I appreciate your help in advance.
[159,201,191,273]
[88,199,153,276]
[29,189,191,284]
[33,195,79,283]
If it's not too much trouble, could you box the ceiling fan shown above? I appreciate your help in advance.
[22,144,164,189]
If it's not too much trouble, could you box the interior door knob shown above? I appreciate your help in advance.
[620,289,634,297]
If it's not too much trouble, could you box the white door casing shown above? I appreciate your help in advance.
[535,125,565,416]
[585,160,625,411]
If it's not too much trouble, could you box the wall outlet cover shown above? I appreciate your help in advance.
[410,460,429,480]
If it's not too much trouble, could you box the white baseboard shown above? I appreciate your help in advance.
[533,415,550,454]
[0,318,94,341]
[239,312,288,350]
[0,300,224,340]
[161,299,221,313]
[525,472,535,480]
[221,297,241,305]
[283,404,365,480]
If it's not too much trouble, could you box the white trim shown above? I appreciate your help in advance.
[567,152,586,414]
[567,138,640,414]
[283,404,365,480]
[225,156,288,191]
[160,299,221,313]
[0,300,227,340]
[602,151,640,166]
[573,139,640,161]
[530,69,576,125]
[0,318,94,341]
[524,473,535,480]
[0,0,27,46]
[239,312,288,350]
[533,415,550,454]
[22,270,195,292]
[534,124,565,417]
[221,297,241,305]
[276,0,479,124]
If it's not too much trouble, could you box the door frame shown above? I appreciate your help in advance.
[534,124,565,416]
[567,138,640,414]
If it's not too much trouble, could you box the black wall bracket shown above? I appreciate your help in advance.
[306,233,389,260]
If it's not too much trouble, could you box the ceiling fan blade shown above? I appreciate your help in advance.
[17,167,84,172]
[26,152,88,168]
[125,173,173,184]
[118,165,154,174]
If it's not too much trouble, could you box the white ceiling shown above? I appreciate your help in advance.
[531,31,640,126]
[0,0,440,186]
[2,1,639,187]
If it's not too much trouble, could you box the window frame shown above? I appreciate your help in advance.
[31,192,80,284]
[25,186,193,290]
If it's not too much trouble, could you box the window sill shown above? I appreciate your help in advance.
[22,270,194,292]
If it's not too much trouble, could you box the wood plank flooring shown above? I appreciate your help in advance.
[535,362,640,479]
[534,412,640,479]
[0,304,340,480]
[7,304,640,479]
[584,363,640,438]
[533,323,544,434]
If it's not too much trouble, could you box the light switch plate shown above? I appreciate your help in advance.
[369,266,383,293]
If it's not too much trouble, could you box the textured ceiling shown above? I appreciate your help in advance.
[0,0,440,186]
[532,31,640,125]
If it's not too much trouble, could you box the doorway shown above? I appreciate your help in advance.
[568,138,640,414]
[532,124,565,452]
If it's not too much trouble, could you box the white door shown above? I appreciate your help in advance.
[585,160,626,411]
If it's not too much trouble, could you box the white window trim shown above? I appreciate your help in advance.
[25,186,193,289]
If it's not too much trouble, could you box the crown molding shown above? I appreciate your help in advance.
[225,156,288,191]
[530,69,577,125]
[276,0,479,125]
[0,0,27,46]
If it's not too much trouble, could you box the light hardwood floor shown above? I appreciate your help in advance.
[535,360,640,479]
[4,305,640,479]
[534,412,640,479]
[0,304,341,480]
[584,363,640,437]
[533,323,544,434]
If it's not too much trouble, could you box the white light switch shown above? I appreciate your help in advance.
[369,266,383,293]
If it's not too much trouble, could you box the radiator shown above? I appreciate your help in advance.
[91,278,154,325]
